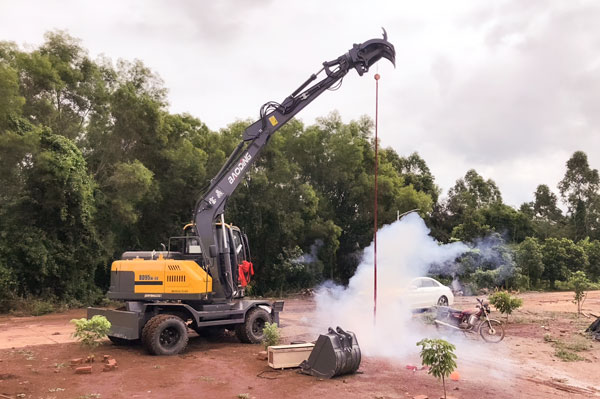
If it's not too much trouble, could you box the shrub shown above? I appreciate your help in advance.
[568,271,591,316]
[416,338,457,399]
[71,315,111,349]
[488,291,523,322]
[262,322,280,349]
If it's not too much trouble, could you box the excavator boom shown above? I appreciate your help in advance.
[194,30,395,300]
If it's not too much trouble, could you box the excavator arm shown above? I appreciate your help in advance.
[194,30,395,300]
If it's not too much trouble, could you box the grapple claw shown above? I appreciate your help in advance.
[346,28,396,76]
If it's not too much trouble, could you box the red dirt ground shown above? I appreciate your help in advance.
[1,291,599,399]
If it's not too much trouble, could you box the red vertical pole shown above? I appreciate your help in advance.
[374,73,380,324]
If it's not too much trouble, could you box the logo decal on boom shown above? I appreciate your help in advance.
[228,153,252,185]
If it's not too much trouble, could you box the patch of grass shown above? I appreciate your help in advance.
[237,394,250,399]
[78,394,101,399]
[561,336,592,352]
[543,333,555,343]
[545,334,591,361]
[554,348,584,362]
[16,349,35,360]
[48,387,65,392]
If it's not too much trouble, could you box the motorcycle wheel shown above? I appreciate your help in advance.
[479,319,505,343]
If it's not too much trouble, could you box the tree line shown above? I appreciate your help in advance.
[0,32,598,311]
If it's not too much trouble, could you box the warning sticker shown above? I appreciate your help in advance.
[269,116,278,126]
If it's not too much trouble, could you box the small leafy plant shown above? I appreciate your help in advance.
[71,315,111,349]
[416,338,457,399]
[262,321,280,349]
[488,291,523,322]
[568,271,591,316]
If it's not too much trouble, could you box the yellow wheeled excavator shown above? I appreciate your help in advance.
[88,30,395,355]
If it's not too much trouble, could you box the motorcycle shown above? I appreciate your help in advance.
[434,298,505,343]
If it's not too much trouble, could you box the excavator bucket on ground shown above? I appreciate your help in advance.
[300,326,361,379]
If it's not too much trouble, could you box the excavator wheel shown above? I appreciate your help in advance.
[142,314,189,355]
[235,307,271,344]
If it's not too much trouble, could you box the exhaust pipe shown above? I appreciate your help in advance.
[434,319,464,331]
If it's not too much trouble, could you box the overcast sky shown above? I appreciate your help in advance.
[1,0,599,207]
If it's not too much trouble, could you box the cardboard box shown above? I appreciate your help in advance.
[268,343,315,369]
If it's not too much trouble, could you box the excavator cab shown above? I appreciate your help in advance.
[177,223,253,296]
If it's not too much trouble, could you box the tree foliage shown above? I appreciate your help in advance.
[2,32,600,310]
[416,338,457,399]
[488,291,523,321]
[71,315,111,349]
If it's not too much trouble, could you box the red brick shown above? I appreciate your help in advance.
[75,366,92,374]
[70,358,84,366]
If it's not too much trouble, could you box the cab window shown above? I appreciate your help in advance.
[187,237,202,254]
[232,230,245,261]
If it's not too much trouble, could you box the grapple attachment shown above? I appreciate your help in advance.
[345,28,396,76]
[300,326,361,379]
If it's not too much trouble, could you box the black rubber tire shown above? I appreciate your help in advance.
[108,335,138,346]
[479,319,505,343]
[235,307,271,344]
[142,314,189,355]
[437,296,449,306]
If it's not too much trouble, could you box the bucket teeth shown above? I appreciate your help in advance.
[300,326,361,379]
[347,28,396,76]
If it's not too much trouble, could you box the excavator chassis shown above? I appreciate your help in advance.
[88,299,283,354]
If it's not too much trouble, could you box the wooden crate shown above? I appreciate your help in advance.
[268,343,315,369]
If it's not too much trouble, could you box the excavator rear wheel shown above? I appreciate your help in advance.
[235,307,271,344]
[142,314,189,355]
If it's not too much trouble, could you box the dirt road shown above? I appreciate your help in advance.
[0,291,599,399]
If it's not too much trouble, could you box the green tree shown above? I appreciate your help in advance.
[567,271,591,315]
[416,338,457,399]
[445,169,504,242]
[386,150,440,203]
[558,151,600,240]
[0,130,103,302]
[579,239,600,282]
[542,238,588,288]
[488,291,523,321]
[0,62,25,131]
[516,237,545,288]
[447,169,502,215]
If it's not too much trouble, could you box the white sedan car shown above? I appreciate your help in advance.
[405,277,454,309]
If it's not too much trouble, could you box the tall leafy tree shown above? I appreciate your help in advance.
[542,238,588,288]
[516,237,544,288]
[0,130,103,301]
[558,151,600,240]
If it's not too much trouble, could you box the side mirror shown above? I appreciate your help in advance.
[209,245,218,257]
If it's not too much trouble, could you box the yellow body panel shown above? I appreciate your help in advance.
[112,258,212,294]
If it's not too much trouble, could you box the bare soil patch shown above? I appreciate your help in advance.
[0,291,599,399]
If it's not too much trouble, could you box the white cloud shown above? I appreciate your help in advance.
[1,0,599,207]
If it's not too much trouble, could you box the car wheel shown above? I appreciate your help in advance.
[437,296,449,306]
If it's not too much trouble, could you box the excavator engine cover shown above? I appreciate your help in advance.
[300,326,361,378]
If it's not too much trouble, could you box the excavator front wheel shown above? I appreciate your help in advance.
[142,314,189,355]
[235,307,271,344]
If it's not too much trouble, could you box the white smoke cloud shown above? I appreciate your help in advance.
[314,213,468,359]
